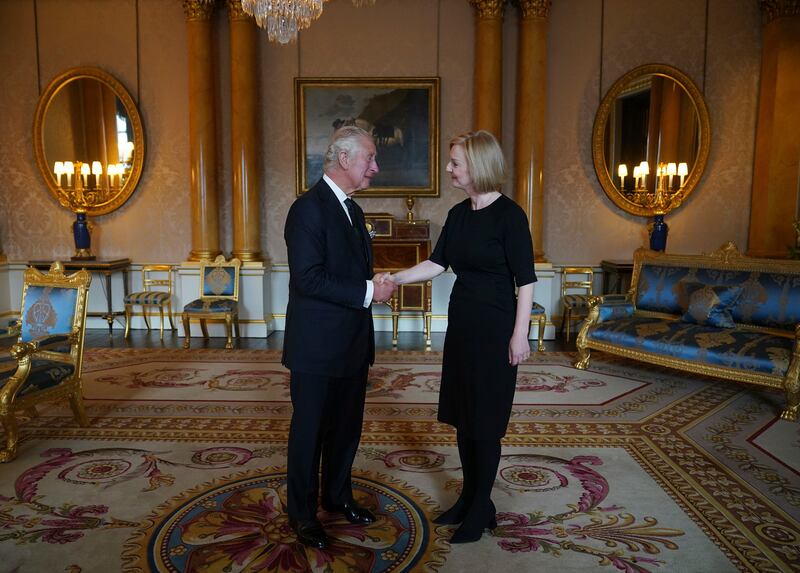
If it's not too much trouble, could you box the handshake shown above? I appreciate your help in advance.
[372,272,398,304]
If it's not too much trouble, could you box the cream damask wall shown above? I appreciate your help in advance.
[0,0,760,266]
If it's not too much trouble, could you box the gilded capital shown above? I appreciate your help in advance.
[760,0,800,22]
[469,0,505,19]
[227,0,250,20]
[183,0,217,21]
[513,0,551,20]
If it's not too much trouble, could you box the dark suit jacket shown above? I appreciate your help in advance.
[282,178,375,378]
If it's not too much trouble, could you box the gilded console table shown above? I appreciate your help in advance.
[28,258,131,335]
[366,214,432,347]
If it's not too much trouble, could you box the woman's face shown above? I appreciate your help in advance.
[446,144,474,192]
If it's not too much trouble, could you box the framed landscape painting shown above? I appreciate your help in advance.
[295,77,440,197]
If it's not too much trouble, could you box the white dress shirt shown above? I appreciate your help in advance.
[323,174,374,307]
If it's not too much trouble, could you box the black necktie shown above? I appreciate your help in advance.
[345,198,369,262]
[344,198,358,228]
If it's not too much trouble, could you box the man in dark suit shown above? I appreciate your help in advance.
[283,126,396,549]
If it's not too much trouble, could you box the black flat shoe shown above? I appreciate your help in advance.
[322,501,376,524]
[289,516,328,549]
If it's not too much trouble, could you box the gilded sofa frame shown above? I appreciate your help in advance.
[575,243,800,421]
[1,262,92,462]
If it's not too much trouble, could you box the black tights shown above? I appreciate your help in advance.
[436,431,501,538]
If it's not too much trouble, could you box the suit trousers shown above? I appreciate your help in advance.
[286,365,369,521]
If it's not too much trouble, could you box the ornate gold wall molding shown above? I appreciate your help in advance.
[227,0,250,21]
[469,0,505,20]
[760,0,800,22]
[183,0,217,21]
[513,0,550,20]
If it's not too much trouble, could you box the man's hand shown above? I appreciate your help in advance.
[373,275,397,304]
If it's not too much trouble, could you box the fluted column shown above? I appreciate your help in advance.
[470,0,504,138]
[513,0,549,261]
[183,0,220,261]
[228,0,263,262]
[748,1,800,258]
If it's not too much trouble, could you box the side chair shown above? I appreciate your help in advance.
[0,262,91,462]
[561,267,594,342]
[529,303,547,352]
[182,255,241,350]
[123,264,177,340]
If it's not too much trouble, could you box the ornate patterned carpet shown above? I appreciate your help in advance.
[0,348,798,572]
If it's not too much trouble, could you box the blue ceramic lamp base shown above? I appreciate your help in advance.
[71,211,95,261]
[649,214,669,252]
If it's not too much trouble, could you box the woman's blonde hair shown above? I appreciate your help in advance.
[449,130,506,194]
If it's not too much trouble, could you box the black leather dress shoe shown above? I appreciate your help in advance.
[289,517,328,549]
[322,501,376,524]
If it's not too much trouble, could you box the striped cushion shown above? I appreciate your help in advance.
[563,294,590,309]
[124,291,171,305]
[183,298,238,313]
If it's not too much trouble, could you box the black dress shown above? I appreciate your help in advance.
[430,194,536,439]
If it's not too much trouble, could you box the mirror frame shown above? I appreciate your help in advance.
[592,63,710,217]
[33,66,145,216]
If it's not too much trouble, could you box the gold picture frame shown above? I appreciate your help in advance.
[295,77,440,197]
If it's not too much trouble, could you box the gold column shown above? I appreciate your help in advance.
[183,0,221,261]
[470,0,504,138]
[513,0,549,261]
[749,1,800,258]
[228,0,262,262]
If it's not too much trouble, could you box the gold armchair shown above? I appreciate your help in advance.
[123,264,177,340]
[182,255,241,349]
[0,262,91,462]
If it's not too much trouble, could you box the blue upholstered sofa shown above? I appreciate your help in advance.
[575,242,800,421]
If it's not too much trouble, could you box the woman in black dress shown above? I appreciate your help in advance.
[383,130,536,543]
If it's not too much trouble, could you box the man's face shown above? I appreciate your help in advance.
[342,137,379,194]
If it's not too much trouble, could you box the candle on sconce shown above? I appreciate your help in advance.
[639,161,650,189]
[678,162,688,187]
[53,161,64,187]
[667,163,677,189]
[64,161,74,187]
[91,161,103,188]
[618,164,628,190]
[633,165,641,189]
[107,164,117,188]
[80,163,90,187]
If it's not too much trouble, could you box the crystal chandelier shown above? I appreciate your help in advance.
[242,0,375,44]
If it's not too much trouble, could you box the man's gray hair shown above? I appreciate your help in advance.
[323,125,373,171]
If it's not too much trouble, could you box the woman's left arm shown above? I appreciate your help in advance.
[508,283,534,365]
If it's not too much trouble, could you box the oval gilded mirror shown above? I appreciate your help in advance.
[33,67,145,216]
[592,64,710,217]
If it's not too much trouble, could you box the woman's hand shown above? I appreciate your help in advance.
[508,332,531,365]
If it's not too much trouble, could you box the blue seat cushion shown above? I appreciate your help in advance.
[0,358,76,397]
[587,316,792,376]
[183,299,238,313]
[124,291,171,305]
